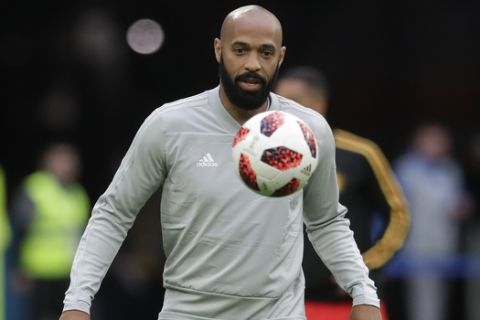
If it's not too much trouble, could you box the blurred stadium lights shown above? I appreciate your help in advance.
[126,18,165,55]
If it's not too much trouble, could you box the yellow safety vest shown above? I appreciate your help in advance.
[0,166,9,253]
[20,171,90,279]
[0,166,10,320]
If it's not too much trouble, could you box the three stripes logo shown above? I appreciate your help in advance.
[196,153,218,167]
[301,164,313,176]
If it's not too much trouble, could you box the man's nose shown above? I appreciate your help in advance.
[244,53,261,72]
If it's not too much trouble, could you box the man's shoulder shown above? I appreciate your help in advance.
[158,89,213,114]
[273,93,330,135]
[143,88,214,128]
[274,94,324,120]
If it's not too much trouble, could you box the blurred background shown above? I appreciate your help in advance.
[1,0,479,319]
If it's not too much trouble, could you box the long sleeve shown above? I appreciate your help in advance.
[303,123,379,307]
[63,109,167,314]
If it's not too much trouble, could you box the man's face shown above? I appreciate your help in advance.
[219,57,279,110]
[214,12,285,110]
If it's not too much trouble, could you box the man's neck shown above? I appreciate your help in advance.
[218,86,270,125]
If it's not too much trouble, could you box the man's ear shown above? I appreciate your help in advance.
[278,46,286,67]
[214,38,222,63]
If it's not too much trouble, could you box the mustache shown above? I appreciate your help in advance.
[235,72,266,85]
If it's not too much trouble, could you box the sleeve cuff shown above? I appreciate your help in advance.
[350,280,380,308]
[63,299,91,315]
[352,295,380,308]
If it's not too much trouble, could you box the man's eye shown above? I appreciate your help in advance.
[262,51,274,58]
[234,48,245,55]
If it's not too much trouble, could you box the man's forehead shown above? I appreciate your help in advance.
[221,7,282,44]
[222,16,282,46]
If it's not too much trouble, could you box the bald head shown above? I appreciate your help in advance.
[214,5,286,117]
[220,5,283,45]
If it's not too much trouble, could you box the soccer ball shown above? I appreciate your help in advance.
[232,110,319,197]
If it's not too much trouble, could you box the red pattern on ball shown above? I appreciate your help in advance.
[298,121,317,158]
[260,112,285,137]
[239,154,259,190]
[261,146,303,170]
[232,127,250,147]
[272,178,300,197]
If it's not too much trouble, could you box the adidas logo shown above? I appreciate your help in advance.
[301,164,313,176]
[196,153,218,167]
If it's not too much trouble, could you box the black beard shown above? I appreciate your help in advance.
[219,59,279,111]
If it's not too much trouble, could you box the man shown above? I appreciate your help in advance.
[9,143,90,320]
[275,66,410,319]
[60,5,382,320]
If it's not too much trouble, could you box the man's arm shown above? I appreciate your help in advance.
[303,120,380,307]
[59,310,90,320]
[350,305,382,320]
[61,109,167,316]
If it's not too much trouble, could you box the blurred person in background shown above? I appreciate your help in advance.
[275,66,410,320]
[8,142,90,320]
[388,122,471,320]
[462,132,480,320]
[0,164,11,320]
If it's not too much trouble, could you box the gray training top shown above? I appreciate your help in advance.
[63,86,379,320]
